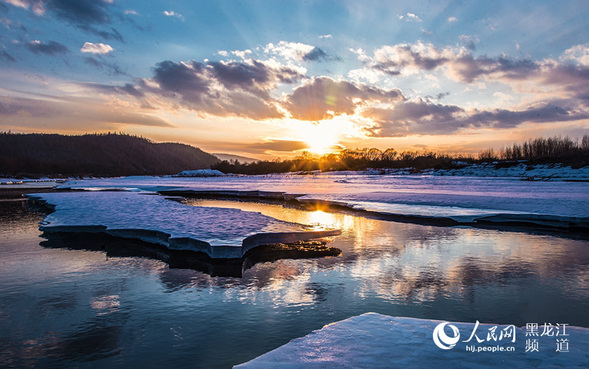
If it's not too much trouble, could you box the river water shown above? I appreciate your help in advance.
[1,196,588,368]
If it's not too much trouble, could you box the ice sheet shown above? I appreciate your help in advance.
[235,313,589,368]
[27,192,339,258]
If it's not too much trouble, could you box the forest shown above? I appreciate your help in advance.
[212,136,589,175]
[0,133,219,177]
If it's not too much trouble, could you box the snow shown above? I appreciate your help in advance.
[235,313,589,368]
[56,174,589,229]
[428,163,589,181]
[26,191,340,259]
[175,169,225,177]
[320,163,589,181]
[0,178,63,188]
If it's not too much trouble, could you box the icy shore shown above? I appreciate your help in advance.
[26,192,340,259]
[54,174,589,231]
[235,313,589,368]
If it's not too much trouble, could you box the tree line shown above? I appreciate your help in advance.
[213,135,589,175]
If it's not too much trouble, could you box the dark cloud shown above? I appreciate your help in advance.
[120,83,144,97]
[436,92,450,100]
[83,82,144,98]
[151,60,209,103]
[44,0,111,24]
[538,63,589,103]
[26,40,68,55]
[138,59,304,119]
[365,99,464,136]
[365,99,589,137]
[208,60,303,96]
[0,50,16,62]
[302,47,341,62]
[84,56,126,76]
[285,77,404,121]
[209,60,270,94]
[7,0,123,41]
[92,26,123,42]
[450,55,540,83]
[463,102,588,129]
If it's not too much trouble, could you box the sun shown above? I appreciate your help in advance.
[298,121,340,155]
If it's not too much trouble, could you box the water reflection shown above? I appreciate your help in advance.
[1,199,589,368]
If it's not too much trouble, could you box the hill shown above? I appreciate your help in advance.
[0,133,220,177]
[212,153,258,164]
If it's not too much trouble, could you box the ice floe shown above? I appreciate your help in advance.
[175,169,225,177]
[26,191,340,259]
[235,312,589,368]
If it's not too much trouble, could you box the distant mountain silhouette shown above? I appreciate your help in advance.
[0,133,220,177]
[212,153,258,164]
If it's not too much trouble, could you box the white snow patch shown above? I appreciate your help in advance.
[236,313,589,368]
[27,191,339,258]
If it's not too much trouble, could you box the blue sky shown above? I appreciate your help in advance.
[1,0,588,157]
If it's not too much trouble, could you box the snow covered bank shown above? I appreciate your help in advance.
[175,169,225,177]
[321,163,589,181]
[428,163,589,181]
[235,313,589,368]
[56,174,589,231]
[26,192,340,259]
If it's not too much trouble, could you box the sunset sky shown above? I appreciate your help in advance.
[1,0,588,159]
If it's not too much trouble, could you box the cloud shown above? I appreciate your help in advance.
[26,40,68,55]
[124,9,138,15]
[3,0,45,15]
[163,10,184,21]
[448,54,539,83]
[365,99,589,137]
[45,0,111,24]
[84,56,125,75]
[448,17,458,22]
[284,77,404,121]
[561,43,589,66]
[264,41,315,61]
[398,13,422,22]
[132,58,305,120]
[365,99,465,136]
[5,0,122,40]
[302,47,341,62]
[80,42,113,54]
[0,50,16,62]
[367,41,545,83]
[459,35,479,51]
[0,95,173,129]
[231,49,252,60]
[208,59,296,95]
[371,42,455,75]
[319,34,332,39]
[84,82,145,98]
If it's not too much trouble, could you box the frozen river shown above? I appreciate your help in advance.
[1,174,588,368]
